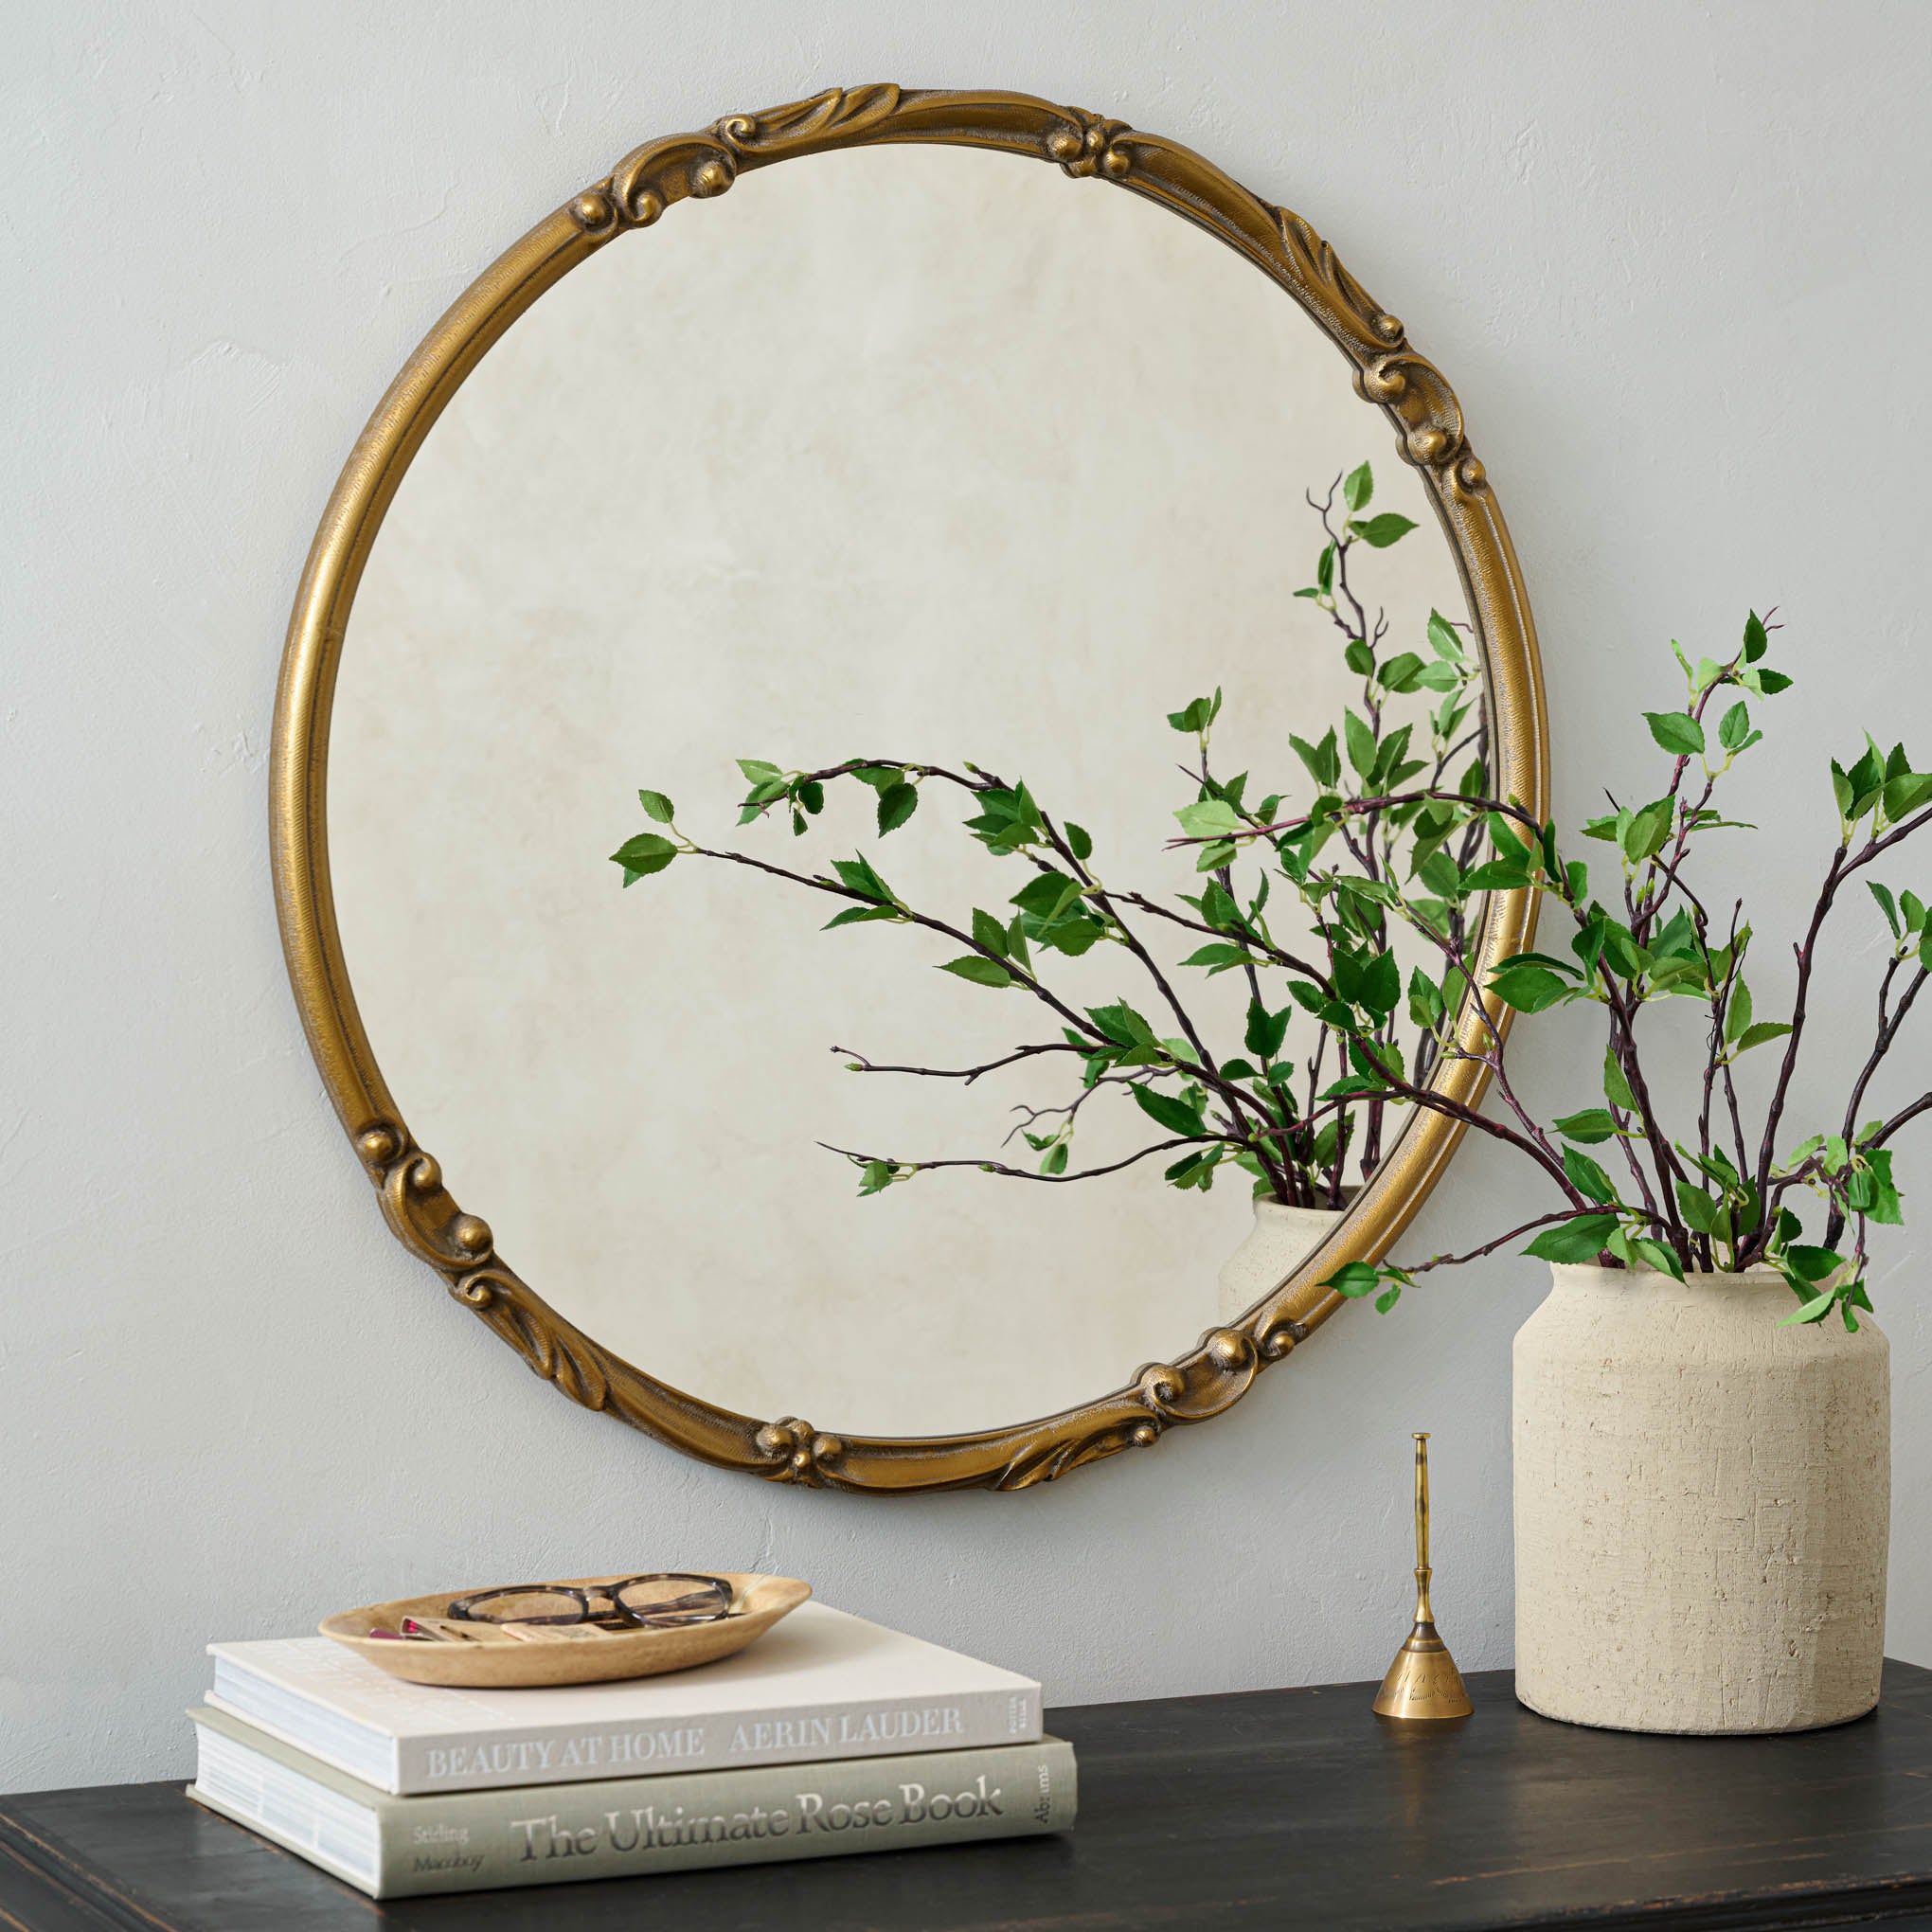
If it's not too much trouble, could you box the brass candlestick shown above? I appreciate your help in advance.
[1372,1432,1473,1722]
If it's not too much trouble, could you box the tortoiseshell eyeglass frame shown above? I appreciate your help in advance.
[446,1571,735,1629]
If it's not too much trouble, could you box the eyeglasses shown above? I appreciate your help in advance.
[445,1572,735,1632]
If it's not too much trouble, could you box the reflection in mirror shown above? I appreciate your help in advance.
[330,143,1489,1439]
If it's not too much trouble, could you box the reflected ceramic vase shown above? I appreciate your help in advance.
[1215,1201,1346,1326]
[1514,1263,1889,1734]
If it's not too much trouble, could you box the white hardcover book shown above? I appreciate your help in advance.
[206,1603,1042,1796]
[188,1706,1076,1899]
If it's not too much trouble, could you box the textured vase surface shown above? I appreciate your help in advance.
[1514,1263,1889,1734]
[1215,1202,1345,1325]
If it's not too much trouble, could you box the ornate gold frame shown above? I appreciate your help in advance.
[271,85,1547,1493]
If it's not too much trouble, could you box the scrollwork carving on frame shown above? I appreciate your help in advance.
[271,85,1547,1494]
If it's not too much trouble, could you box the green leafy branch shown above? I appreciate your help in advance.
[1169,609,1931,1327]
[607,462,1480,1213]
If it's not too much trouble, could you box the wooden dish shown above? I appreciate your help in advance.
[319,1572,811,1688]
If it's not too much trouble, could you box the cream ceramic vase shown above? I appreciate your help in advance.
[1216,1201,1346,1325]
[1514,1263,1889,1735]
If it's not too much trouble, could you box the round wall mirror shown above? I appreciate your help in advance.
[273,87,1546,1492]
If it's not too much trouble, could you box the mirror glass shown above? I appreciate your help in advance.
[330,143,1485,1439]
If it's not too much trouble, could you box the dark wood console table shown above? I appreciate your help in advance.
[4,1663,1930,1930]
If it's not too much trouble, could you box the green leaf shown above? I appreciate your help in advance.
[1088,1001,1158,1049]
[1734,1021,1793,1054]
[1325,1261,1383,1299]
[1743,610,1769,662]
[1173,796,1244,839]
[1167,693,1218,734]
[1723,978,1755,1046]
[1358,949,1402,1017]
[1133,1084,1208,1137]
[831,855,894,903]
[1603,1047,1637,1111]
[972,908,1011,957]
[1343,709,1377,780]
[1486,962,1572,1013]
[849,765,900,790]
[1651,908,1699,962]
[1199,881,1241,929]
[1563,1146,1618,1204]
[1351,512,1418,547]
[1779,1288,1837,1327]
[1181,942,1250,974]
[1753,669,1794,694]
[1374,1285,1404,1315]
[1316,543,1335,595]
[796,779,825,814]
[1011,871,1084,924]
[736,759,783,785]
[1863,1148,1904,1225]
[1885,771,1932,821]
[1632,1238,1685,1279]
[1006,913,1031,972]
[822,905,897,930]
[637,789,676,824]
[1718,703,1752,754]
[1523,1213,1619,1262]
[1781,1244,1843,1284]
[938,956,1012,989]
[1244,999,1291,1062]
[1041,1142,1069,1177]
[1378,651,1426,694]
[1289,729,1341,789]
[1034,914,1105,956]
[1478,814,1525,867]
[857,1160,895,1197]
[1427,609,1463,661]
[1622,798,1674,863]
[610,832,677,878]
[1843,742,1885,817]
[1555,1108,1619,1145]
[876,781,919,835]
[1869,882,1902,939]
[1406,965,1445,1032]
[1673,1179,1721,1235]
[1065,822,1093,863]
[1343,460,1373,511]
[1348,1034,1400,1087]
[1646,711,1707,758]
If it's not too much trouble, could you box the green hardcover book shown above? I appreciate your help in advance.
[187,1705,1076,1899]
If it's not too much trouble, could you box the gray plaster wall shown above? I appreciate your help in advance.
[6,0,1927,1789]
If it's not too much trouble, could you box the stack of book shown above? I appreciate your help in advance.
[187,1601,1075,1898]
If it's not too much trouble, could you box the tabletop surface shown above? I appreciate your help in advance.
[4,1663,1932,1931]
